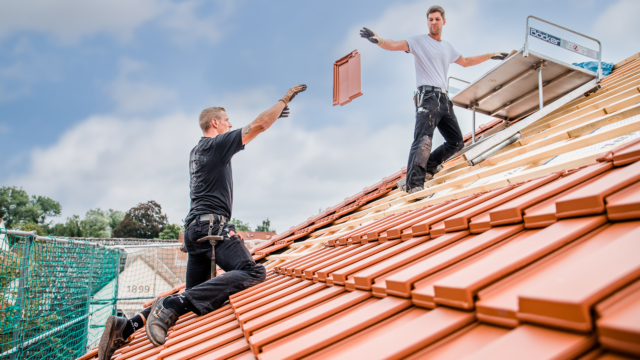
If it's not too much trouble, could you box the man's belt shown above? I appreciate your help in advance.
[418,85,447,94]
[190,214,228,226]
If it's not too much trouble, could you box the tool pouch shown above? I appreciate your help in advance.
[413,93,418,108]
[196,217,226,245]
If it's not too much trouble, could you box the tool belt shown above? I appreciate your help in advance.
[189,214,228,227]
[418,85,447,94]
[180,214,229,253]
[414,85,448,108]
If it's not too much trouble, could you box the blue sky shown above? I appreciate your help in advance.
[1,0,638,232]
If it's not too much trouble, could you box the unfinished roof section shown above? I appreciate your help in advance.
[333,50,362,106]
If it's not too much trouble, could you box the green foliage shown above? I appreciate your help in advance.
[0,186,61,228]
[48,215,83,237]
[158,224,184,239]
[255,218,275,232]
[108,209,125,230]
[230,218,251,231]
[16,222,46,236]
[80,208,112,238]
[113,201,168,239]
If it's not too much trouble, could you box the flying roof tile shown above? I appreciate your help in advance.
[333,50,363,106]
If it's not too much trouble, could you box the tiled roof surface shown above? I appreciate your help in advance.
[81,53,640,360]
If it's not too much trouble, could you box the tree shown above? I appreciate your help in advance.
[255,218,275,232]
[230,218,251,231]
[158,224,184,239]
[113,201,168,239]
[0,186,61,228]
[48,215,83,237]
[80,208,112,238]
[108,209,125,230]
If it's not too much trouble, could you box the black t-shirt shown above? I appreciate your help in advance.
[184,129,245,226]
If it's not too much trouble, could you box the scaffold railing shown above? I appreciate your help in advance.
[0,229,186,359]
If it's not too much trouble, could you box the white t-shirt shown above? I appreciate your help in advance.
[405,34,461,90]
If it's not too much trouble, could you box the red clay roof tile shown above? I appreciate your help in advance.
[595,279,640,357]
[605,180,640,221]
[330,237,429,285]
[517,221,640,332]
[385,226,521,298]
[555,160,640,218]
[461,324,595,360]
[489,163,612,225]
[302,307,474,360]
[433,216,607,310]
[474,222,639,329]
[249,290,371,354]
[402,323,509,360]
[258,297,411,360]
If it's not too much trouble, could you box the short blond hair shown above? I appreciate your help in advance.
[199,107,226,132]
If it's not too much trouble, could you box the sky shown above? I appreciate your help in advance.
[1,0,638,233]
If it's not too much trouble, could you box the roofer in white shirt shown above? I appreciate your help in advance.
[360,5,508,194]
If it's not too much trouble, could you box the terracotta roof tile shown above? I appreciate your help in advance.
[517,222,640,332]
[556,160,640,218]
[461,324,595,360]
[605,179,640,221]
[595,279,640,357]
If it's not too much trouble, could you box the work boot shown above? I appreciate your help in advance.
[98,315,128,360]
[425,165,444,182]
[407,186,424,195]
[146,296,179,347]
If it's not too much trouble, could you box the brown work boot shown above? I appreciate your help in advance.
[146,296,179,347]
[98,315,128,360]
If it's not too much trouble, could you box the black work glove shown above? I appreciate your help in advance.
[360,27,381,44]
[281,84,307,104]
[279,106,290,118]
[490,52,510,60]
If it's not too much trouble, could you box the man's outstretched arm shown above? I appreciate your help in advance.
[241,84,307,145]
[455,52,509,67]
[360,27,408,52]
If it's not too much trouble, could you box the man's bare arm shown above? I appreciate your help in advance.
[455,52,510,67]
[241,85,306,145]
[379,39,409,52]
[360,27,408,52]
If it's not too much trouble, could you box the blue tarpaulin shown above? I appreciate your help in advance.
[572,61,614,76]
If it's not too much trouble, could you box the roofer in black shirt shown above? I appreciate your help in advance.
[98,84,307,360]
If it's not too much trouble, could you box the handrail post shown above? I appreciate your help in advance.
[537,66,544,109]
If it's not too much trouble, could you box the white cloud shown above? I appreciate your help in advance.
[0,0,228,45]
[107,58,177,113]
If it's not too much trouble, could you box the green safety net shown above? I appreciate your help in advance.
[0,231,186,359]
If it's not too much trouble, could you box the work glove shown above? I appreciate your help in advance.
[279,106,290,118]
[280,84,307,105]
[360,27,381,44]
[490,52,510,60]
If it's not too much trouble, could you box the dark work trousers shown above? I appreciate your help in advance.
[181,218,266,315]
[406,91,465,191]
